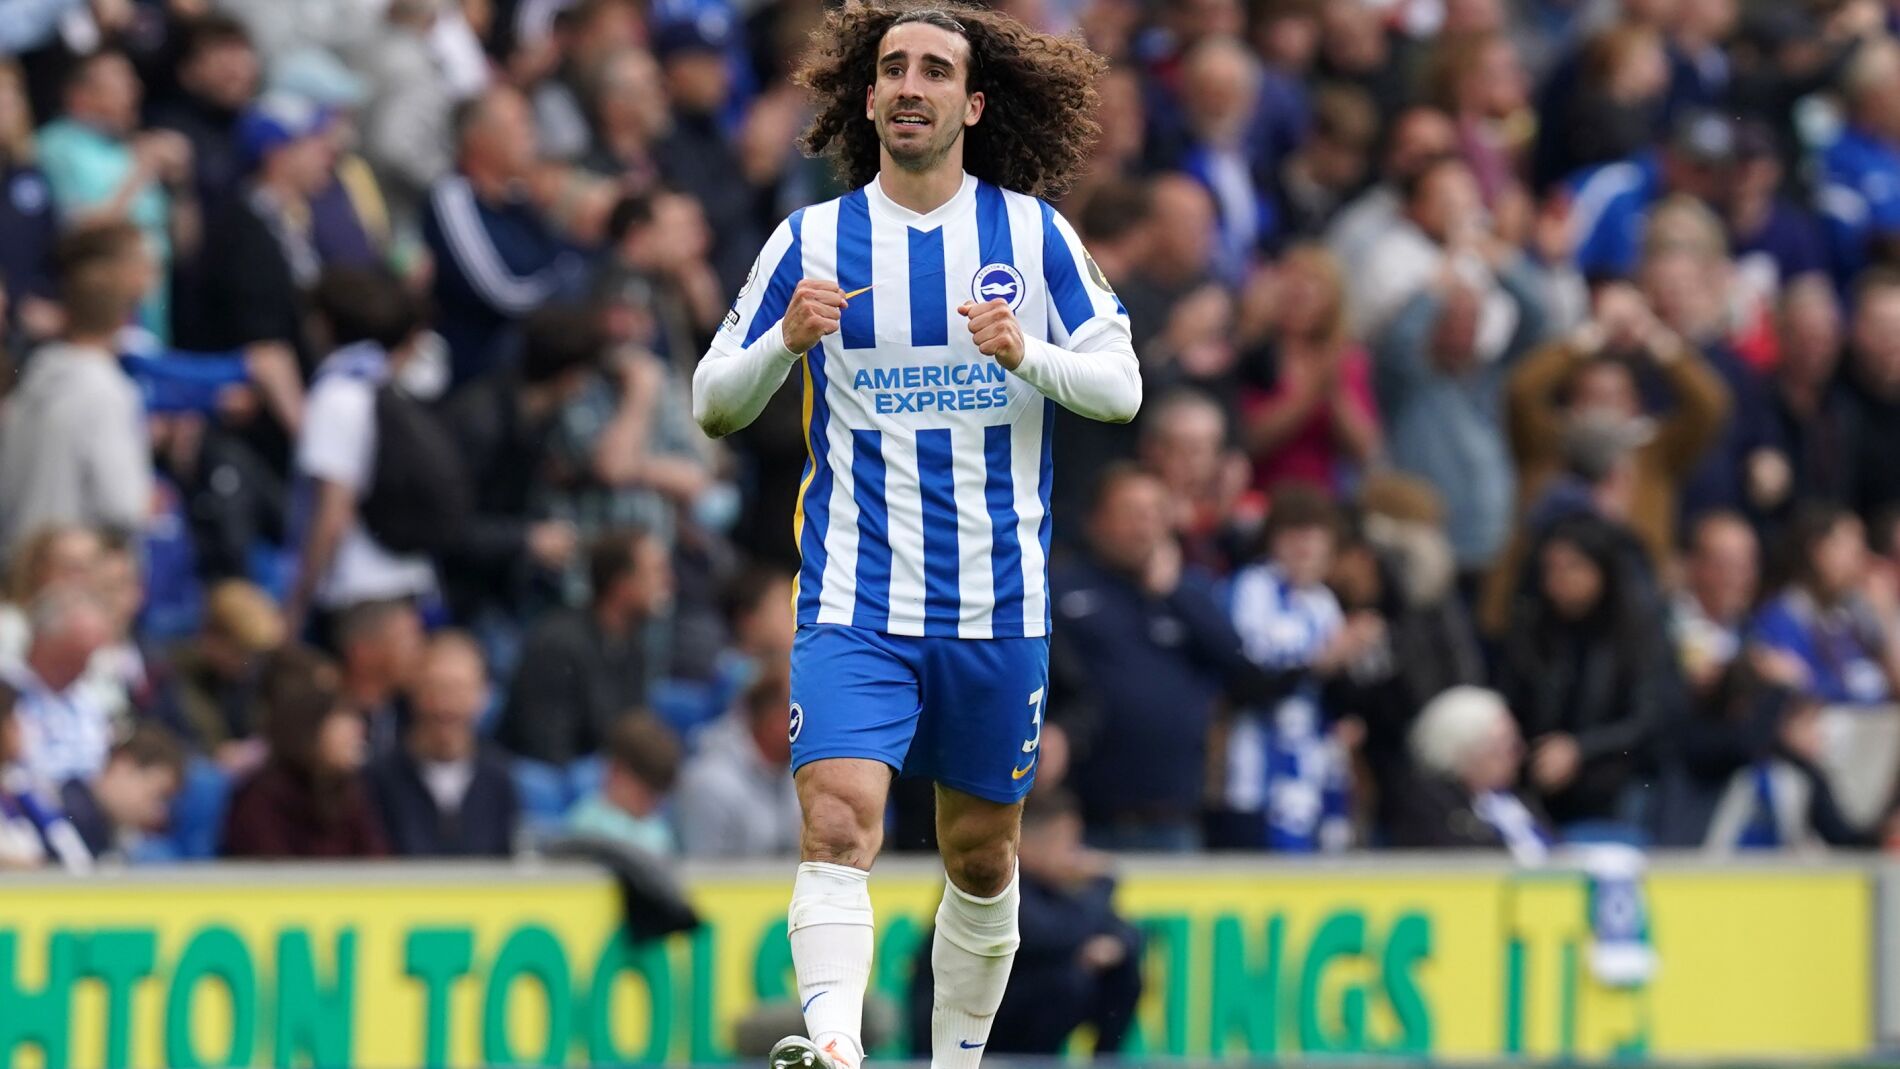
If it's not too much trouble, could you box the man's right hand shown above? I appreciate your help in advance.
[781,279,848,354]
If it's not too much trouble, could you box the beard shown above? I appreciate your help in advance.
[876,103,967,172]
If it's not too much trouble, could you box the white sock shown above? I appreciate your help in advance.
[788,861,873,1068]
[929,868,1021,1069]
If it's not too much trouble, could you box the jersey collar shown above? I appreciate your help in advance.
[864,170,978,228]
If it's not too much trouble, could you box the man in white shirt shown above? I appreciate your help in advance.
[287,267,438,634]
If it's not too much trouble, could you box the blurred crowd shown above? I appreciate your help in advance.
[3,0,1900,878]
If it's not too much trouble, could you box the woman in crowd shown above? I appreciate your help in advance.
[1497,514,1673,833]
[222,646,387,858]
[1750,503,1900,710]
[1237,244,1382,496]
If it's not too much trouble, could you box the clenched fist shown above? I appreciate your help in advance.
[959,298,1026,369]
[782,279,848,354]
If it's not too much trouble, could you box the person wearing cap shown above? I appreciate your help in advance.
[653,11,764,297]
[1566,108,1741,281]
[193,90,337,360]
[269,47,388,272]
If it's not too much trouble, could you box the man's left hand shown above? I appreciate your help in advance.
[959,298,1025,369]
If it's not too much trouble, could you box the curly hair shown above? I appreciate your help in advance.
[794,0,1107,198]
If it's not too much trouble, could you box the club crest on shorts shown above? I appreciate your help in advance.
[972,263,1025,311]
[788,702,804,743]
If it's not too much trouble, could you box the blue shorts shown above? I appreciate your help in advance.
[788,624,1050,804]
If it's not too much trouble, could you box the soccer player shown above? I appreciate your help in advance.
[690,3,1138,1067]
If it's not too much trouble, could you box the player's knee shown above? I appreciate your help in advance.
[801,788,881,866]
[942,839,1017,898]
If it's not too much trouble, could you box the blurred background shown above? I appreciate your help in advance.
[0,0,1897,1064]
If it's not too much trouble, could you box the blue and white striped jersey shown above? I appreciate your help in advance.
[707,172,1133,639]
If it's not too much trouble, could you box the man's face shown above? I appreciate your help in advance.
[1385,108,1455,181]
[1689,519,1758,624]
[866,21,983,173]
[413,646,487,733]
[470,89,538,179]
[185,40,259,111]
[664,51,730,116]
[1089,475,1170,574]
[1144,403,1224,496]
[1570,362,1640,419]
[75,56,142,137]
[274,132,337,198]
[1412,162,1481,244]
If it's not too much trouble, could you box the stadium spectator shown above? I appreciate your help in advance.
[527,0,641,165]
[539,297,714,555]
[579,48,667,190]
[222,646,388,859]
[0,222,154,561]
[1149,33,1304,276]
[564,711,681,857]
[1768,279,1858,521]
[355,0,462,228]
[597,191,727,362]
[286,267,438,633]
[423,84,583,386]
[1237,244,1381,495]
[1750,504,1900,709]
[910,789,1141,1058]
[1636,197,1788,524]
[1335,475,1486,830]
[368,632,518,857]
[499,527,671,767]
[673,666,798,858]
[1326,106,1457,282]
[1373,238,1550,574]
[1051,465,1301,852]
[192,92,337,357]
[148,15,259,214]
[1498,514,1674,833]
[58,723,186,861]
[1216,484,1383,851]
[0,60,63,348]
[334,598,425,761]
[439,303,592,625]
[1356,156,1524,363]
[1673,512,1762,694]
[1846,269,1900,518]
[1820,38,1900,290]
[1271,84,1377,241]
[161,579,283,773]
[1138,388,1254,575]
[1393,686,1550,860]
[1503,281,1730,572]
[0,678,91,870]
[654,15,762,296]
[0,524,103,661]
[266,47,390,272]
[1564,106,1742,283]
[37,50,194,340]
[2,587,119,786]
[1531,22,1671,194]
